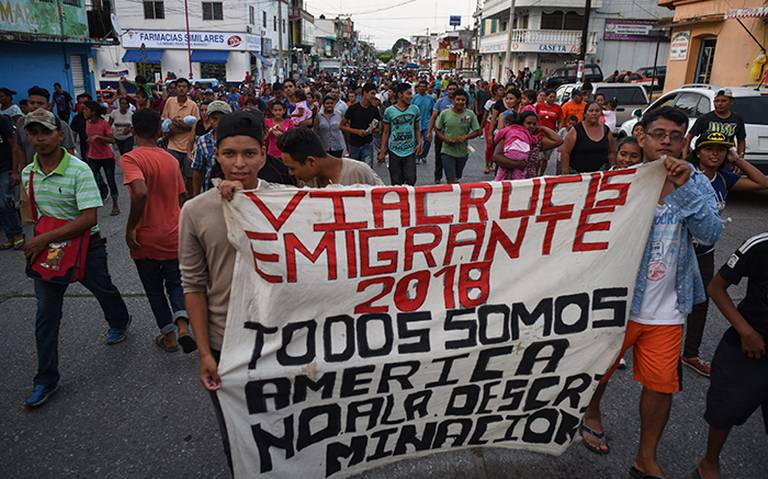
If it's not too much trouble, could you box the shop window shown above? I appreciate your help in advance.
[514,14,528,29]
[263,11,267,28]
[249,6,254,25]
[695,38,717,84]
[136,62,161,81]
[541,11,583,30]
[274,16,277,31]
[143,1,164,19]
[201,63,226,80]
[202,2,224,21]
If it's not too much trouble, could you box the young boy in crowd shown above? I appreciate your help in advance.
[693,232,768,479]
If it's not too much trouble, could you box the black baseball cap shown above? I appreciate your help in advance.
[215,110,264,147]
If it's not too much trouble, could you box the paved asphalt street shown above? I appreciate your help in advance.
[1,137,767,479]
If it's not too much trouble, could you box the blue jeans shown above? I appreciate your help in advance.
[441,154,469,182]
[418,128,431,160]
[133,259,187,335]
[348,143,374,166]
[33,236,130,387]
[0,171,22,241]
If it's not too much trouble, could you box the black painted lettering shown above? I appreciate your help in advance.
[340,365,375,397]
[553,293,589,335]
[246,378,291,414]
[444,308,477,350]
[396,311,432,353]
[516,339,569,375]
[357,313,394,358]
[251,415,294,473]
[324,314,355,362]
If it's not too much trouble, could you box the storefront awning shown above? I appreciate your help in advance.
[191,50,229,64]
[121,49,162,64]
[251,52,273,67]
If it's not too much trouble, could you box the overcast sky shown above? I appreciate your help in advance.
[305,0,477,50]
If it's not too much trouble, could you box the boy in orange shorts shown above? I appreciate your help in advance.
[578,107,723,479]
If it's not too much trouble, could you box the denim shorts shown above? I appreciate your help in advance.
[441,154,469,181]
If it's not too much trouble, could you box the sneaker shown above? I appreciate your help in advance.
[106,316,132,345]
[682,356,711,378]
[24,384,58,408]
[618,358,627,370]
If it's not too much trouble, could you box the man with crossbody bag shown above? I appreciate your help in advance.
[21,108,131,408]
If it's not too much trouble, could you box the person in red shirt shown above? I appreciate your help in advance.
[535,89,563,175]
[120,108,195,353]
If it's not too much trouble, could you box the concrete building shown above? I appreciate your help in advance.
[0,0,101,97]
[93,0,289,87]
[477,0,669,83]
[288,0,314,78]
[314,16,337,59]
[659,0,768,90]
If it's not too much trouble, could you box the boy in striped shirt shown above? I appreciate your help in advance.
[21,108,131,408]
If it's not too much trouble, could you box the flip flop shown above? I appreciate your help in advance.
[154,334,179,353]
[579,423,609,455]
[629,465,667,479]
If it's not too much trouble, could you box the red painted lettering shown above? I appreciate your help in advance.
[311,190,369,232]
[284,231,338,282]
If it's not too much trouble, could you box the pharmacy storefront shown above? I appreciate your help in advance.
[94,30,262,87]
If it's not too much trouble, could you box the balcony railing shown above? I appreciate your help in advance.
[479,29,597,54]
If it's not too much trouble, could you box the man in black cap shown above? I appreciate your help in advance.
[685,88,746,160]
[0,88,22,122]
[179,110,281,470]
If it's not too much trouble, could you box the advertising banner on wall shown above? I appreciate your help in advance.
[670,31,690,61]
[604,19,659,42]
[122,30,260,51]
[216,164,667,478]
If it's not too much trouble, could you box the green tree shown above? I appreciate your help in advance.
[377,51,393,63]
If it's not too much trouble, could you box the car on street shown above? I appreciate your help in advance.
[636,66,666,89]
[544,63,603,88]
[555,82,650,126]
[618,85,768,172]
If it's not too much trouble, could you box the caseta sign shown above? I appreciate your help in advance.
[122,30,260,51]
[218,163,667,478]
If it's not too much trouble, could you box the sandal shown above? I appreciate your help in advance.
[579,423,609,455]
[629,465,666,479]
[110,207,120,216]
[154,334,179,353]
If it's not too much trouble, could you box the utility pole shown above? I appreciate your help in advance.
[576,0,592,80]
[278,0,285,81]
[501,0,516,84]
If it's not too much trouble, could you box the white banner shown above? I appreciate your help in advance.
[218,163,666,478]
[122,29,260,51]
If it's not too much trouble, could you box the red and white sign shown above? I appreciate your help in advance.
[218,163,667,478]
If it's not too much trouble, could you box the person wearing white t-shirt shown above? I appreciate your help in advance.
[578,107,722,479]
[109,97,134,156]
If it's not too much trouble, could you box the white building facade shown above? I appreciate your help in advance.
[94,0,290,87]
[477,0,669,82]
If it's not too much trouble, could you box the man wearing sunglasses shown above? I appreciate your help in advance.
[580,106,722,479]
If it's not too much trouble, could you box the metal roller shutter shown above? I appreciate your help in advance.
[70,55,86,95]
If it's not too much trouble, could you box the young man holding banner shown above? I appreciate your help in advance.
[580,106,722,479]
[180,118,383,469]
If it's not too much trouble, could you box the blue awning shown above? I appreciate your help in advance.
[121,49,162,64]
[251,52,273,67]
[191,50,229,64]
